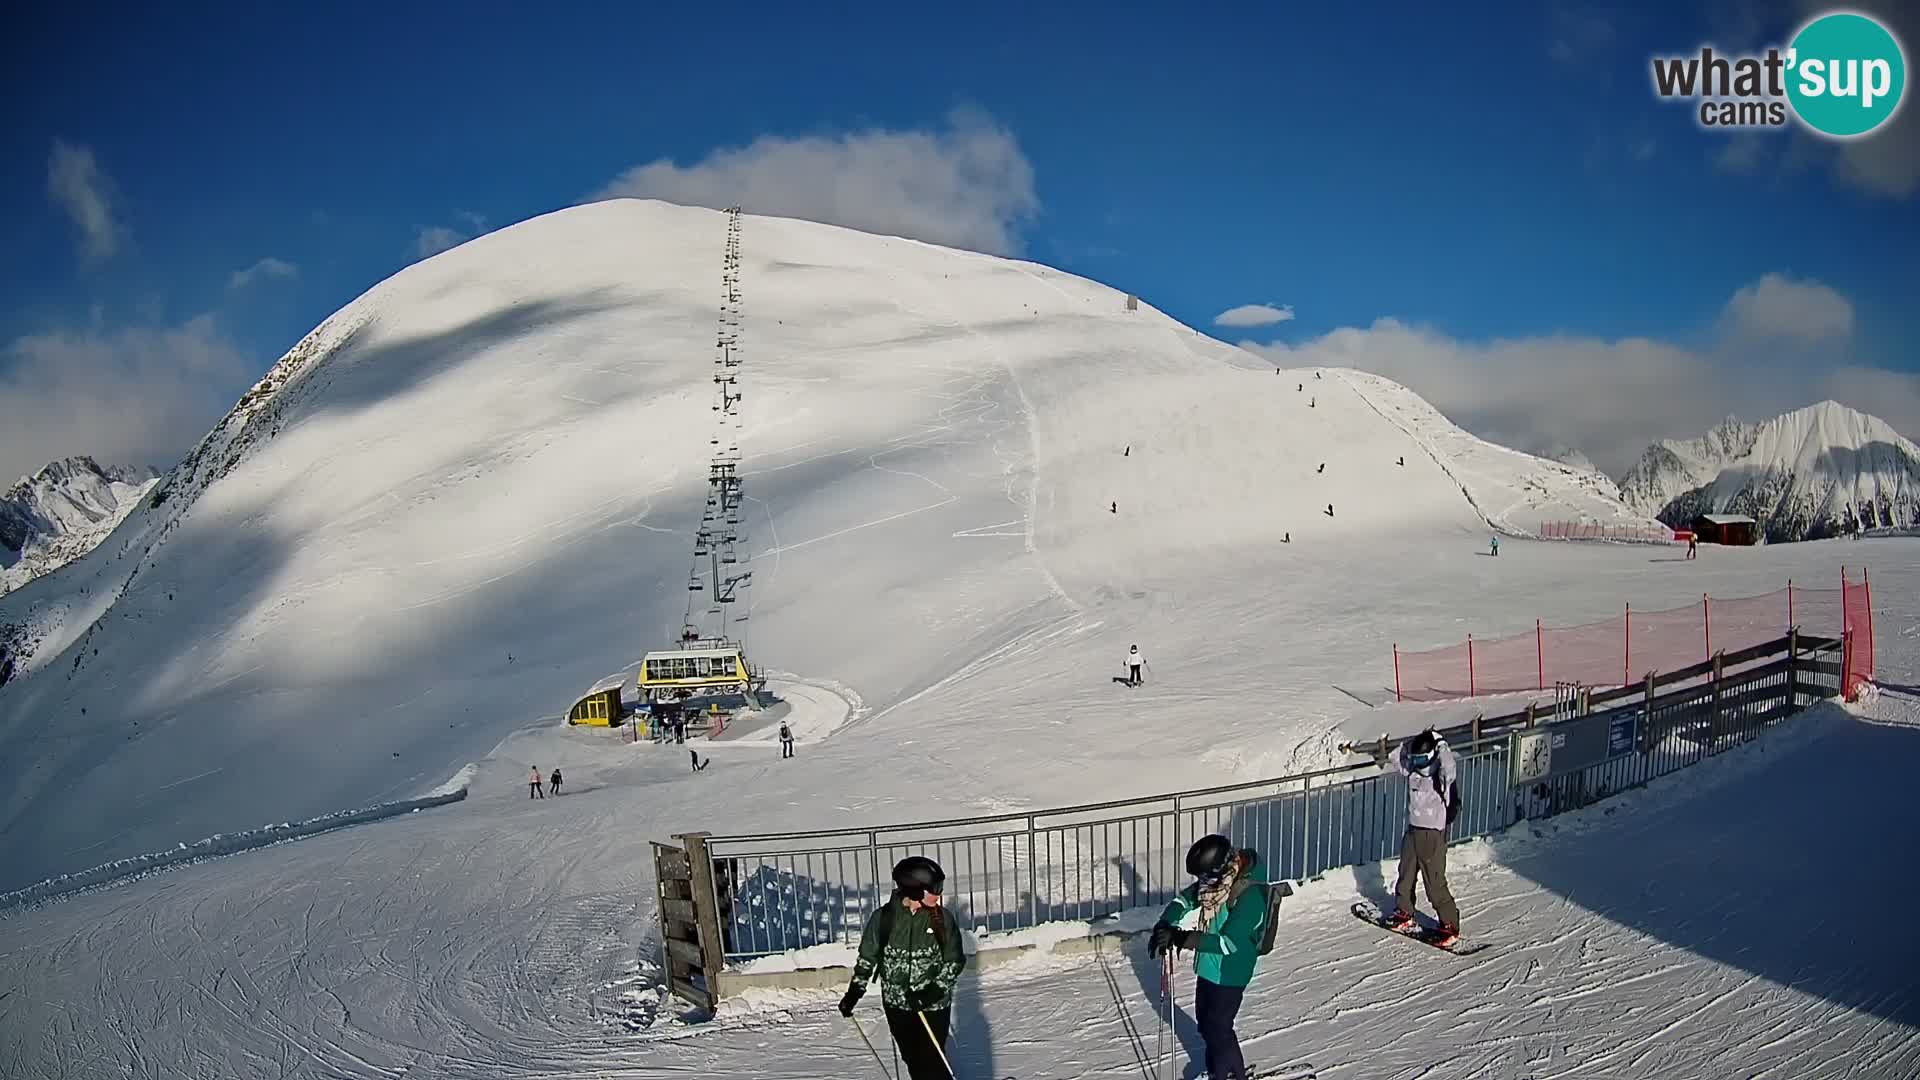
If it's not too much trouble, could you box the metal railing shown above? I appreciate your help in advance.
[688,632,1844,966]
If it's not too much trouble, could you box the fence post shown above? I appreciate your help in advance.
[676,831,727,989]
[1525,701,1536,728]
[1536,618,1543,691]
[1299,774,1312,881]
[1026,816,1039,927]
[1787,627,1799,707]
[1471,713,1483,754]
[1709,651,1725,749]
[1703,593,1712,661]
[868,831,882,929]
[1624,603,1631,687]
[1787,579,1794,631]
[1467,634,1476,698]
[1393,644,1402,703]
[1643,670,1656,752]
[1171,795,1183,898]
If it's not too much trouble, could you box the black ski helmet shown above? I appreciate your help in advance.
[1185,834,1236,882]
[1410,728,1438,755]
[892,855,945,898]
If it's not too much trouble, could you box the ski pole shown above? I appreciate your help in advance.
[918,1010,957,1078]
[848,1015,896,1080]
[1155,951,1169,1079]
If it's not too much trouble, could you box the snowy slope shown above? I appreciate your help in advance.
[1619,401,1920,541]
[0,456,158,596]
[0,199,1658,892]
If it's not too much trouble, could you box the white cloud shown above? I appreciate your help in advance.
[46,139,122,262]
[1719,272,1853,342]
[1214,303,1296,328]
[414,225,469,259]
[1714,134,1771,174]
[593,108,1040,255]
[1237,273,1911,476]
[1547,3,1616,66]
[228,257,298,289]
[0,316,253,484]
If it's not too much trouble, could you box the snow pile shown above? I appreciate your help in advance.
[0,456,160,596]
[1618,400,1920,540]
[0,198,1654,892]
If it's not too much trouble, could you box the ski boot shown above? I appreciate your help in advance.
[1384,909,1416,933]
[1429,922,1460,948]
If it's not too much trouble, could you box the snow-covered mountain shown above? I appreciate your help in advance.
[1617,402,1920,541]
[0,198,1656,892]
[0,456,160,596]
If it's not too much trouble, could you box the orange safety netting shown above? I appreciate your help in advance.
[1393,572,1874,702]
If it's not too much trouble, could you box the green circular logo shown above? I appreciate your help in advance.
[1786,12,1906,138]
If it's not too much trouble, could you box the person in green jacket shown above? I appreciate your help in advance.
[839,856,967,1079]
[1149,835,1269,1080]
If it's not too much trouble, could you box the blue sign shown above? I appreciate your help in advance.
[1608,712,1638,756]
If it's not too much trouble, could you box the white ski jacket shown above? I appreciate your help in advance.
[1390,739,1457,831]
[1126,651,1145,668]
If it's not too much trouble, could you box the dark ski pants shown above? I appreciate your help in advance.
[1395,826,1460,930]
[1127,664,1142,686]
[781,739,794,759]
[1194,977,1247,1078]
[529,783,543,799]
[884,1006,952,1079]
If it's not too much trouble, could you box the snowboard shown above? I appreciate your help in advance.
[1350,902,1490,956]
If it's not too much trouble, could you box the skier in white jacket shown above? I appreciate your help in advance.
[1378,728,1462,944]
[1125,645,1145,687]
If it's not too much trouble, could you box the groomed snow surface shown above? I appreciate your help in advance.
[0,201,1913,1077]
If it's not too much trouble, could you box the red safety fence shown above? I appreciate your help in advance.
[1539,521,1680,543]
[1393,569,1875,702]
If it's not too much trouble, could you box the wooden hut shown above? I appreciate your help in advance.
[1690,513,1758,546]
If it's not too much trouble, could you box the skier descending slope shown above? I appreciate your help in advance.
[1125,644,1146,687]
[1149,835,1272,1079]
[1378,729,1462,945]
[840,856,967,1079]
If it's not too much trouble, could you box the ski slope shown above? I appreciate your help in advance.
[1,537,1914,1078]
[0,199,1654,893]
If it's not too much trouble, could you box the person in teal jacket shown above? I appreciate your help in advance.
[1149,835,1269,1079]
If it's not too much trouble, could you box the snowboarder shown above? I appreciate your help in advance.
[779,721,794,759]
[1126,645,1146,687]
[1489,535,1499,557]
[1376,728,1461,946]
[529,767,544,799]
[1148,835,1271,1080]
[1111,501,1118,514]
[549,768,563,796]
[689,749,709,772]
[839,856,967,1080]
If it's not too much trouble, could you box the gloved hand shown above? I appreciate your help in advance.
[839,984,863,1017]
[1149,924,1195,958]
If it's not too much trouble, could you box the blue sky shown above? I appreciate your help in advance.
[3,0,1916,481]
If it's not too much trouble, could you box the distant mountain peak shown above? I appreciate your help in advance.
[1618,401,1920,541]
[1,455,162,596]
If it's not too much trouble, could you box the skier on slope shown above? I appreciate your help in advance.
[1148,835,1271,1080]
[1126,644,1146,687]
[1489,534,1499,557]
[840,856,967,1080]
[1377,728,1462,946]
[529,766,544,799]
[779,721,795,759]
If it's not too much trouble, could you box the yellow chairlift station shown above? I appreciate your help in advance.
[637,640,755,704]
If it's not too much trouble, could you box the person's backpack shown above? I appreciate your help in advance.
[1255,879,1294,955]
